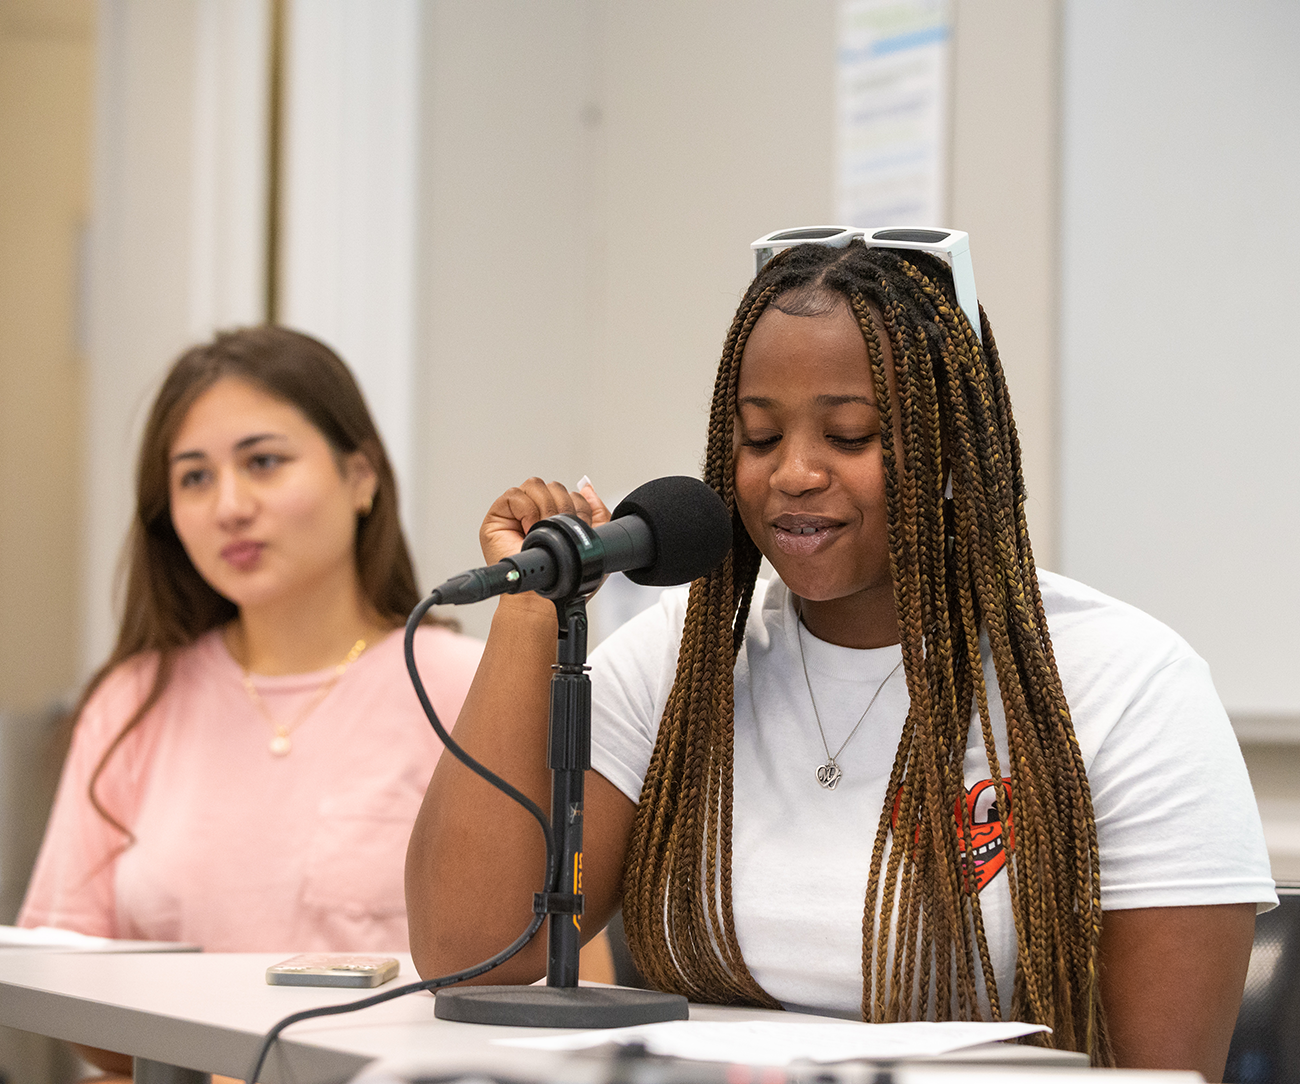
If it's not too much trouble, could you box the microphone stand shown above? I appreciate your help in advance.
[433,595,689,1027]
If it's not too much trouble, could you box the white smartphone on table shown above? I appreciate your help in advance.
[265,953,399,988]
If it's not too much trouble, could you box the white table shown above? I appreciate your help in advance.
[0,952,420,1083]
[0,952,1193,1084]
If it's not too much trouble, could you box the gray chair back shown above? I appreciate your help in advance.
[1225,885,1300,1083]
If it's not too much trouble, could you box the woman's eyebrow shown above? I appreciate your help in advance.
[736,394,877,409]
[816,394,876,407]
[169,432,286,465]
[233,432,286,451]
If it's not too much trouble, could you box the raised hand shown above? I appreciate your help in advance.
[478,476,612,567]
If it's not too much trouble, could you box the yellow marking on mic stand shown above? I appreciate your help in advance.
[573,852,583,929]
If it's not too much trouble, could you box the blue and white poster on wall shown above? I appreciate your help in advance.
[836,0,952,226]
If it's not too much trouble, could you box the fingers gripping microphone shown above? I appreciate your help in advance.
[428,476,732,605]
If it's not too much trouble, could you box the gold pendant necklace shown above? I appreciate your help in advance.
[240,638,367,756]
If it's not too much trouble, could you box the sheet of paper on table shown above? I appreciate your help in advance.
[0,925,198,953]
[0,925,113,949]
[497,1020,1050,1065]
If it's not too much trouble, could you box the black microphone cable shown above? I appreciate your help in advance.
[244,593,559,1084]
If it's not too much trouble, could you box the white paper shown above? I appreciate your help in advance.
[0,925,114,949]
[497,1019,1049,1065]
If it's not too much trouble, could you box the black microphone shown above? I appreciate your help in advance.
[427,476,732,605]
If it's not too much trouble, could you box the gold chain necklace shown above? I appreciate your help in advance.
[240,638,367,756]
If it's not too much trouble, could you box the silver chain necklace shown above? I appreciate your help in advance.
[796,618,904,791]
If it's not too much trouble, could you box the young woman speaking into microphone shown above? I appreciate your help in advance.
[406,230,1274,1081]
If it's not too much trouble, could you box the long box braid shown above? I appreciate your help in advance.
[620,240,1110,1065]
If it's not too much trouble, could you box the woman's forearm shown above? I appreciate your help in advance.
[406,593,560,982]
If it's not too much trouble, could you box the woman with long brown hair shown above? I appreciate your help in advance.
[21,326,483,954]
[407,234,1274,1081]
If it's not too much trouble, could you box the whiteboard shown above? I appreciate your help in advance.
[1058,1,1300,720]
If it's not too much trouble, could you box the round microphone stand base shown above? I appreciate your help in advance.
[433,985,689,1028]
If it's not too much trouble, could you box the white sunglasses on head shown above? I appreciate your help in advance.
[750,226,981,344]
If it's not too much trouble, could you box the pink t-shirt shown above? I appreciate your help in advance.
[19,624,482,952]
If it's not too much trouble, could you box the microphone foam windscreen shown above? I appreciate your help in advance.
[612,476,732,587]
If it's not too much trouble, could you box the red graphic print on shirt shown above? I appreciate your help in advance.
[891,777,1014,893]
[961,778,1014,892]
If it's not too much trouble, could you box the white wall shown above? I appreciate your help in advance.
[412,0,839,638]
[950,0,1062,567]
[278,0,421,513]
[83,0,267,671]
[1058,0,1300,726]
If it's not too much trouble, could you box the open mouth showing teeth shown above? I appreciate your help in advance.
[771,521,838,555]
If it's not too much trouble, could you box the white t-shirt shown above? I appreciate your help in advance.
[589,571,1276,1017]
